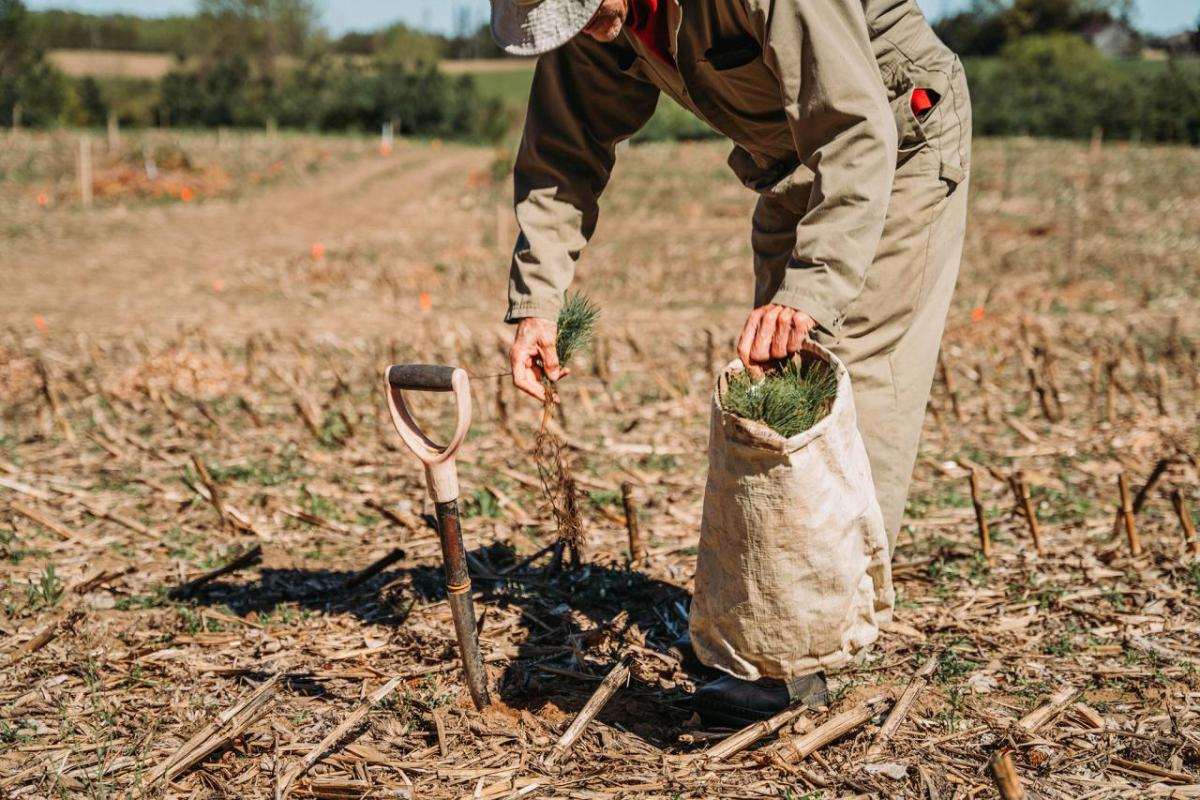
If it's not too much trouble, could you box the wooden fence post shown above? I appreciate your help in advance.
[107,112,120,152]
[380,121,394,155]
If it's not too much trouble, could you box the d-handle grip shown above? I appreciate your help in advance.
[387,364,456,392]
[383,365,471,463]
[386,367,475,503]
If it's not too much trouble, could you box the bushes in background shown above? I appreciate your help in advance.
[272,58,509,141]
[8,55,511,142]
[967,35,1200,145]
[633,98,719,144]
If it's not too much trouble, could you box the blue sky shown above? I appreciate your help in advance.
[26,0,1199,37]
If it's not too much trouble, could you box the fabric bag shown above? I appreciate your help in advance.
[690,341,894,681]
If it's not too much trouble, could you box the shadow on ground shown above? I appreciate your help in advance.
[181,541,698,746]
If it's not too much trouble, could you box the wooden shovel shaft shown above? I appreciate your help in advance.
[435,499,492,709]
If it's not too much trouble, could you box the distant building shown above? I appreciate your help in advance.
[1163,31,1198,57]
[1079,19,1140,58]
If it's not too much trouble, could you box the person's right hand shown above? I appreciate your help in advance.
[510,317,568,402]
[736,304,816,377]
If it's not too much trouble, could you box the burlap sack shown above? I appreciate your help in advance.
[690,341,894,681]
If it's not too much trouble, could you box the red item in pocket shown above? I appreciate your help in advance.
[911,88,936,117]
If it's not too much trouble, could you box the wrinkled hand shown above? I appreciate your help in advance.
[737,304,817,376]
[510,317,569,402]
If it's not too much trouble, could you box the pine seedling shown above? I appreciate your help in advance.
[532,291,600,571]
[555,292,600,368]
[723,356,838,438]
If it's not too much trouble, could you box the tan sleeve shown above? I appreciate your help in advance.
[755,0,898,336]
[507,36,661,323]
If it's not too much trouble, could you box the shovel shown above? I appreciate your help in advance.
[384,364,491,709]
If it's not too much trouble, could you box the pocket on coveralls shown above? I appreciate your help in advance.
[886,61,967,191]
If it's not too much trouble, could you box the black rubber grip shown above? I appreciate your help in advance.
[387,364,456,392]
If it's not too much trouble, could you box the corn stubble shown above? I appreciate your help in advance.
[722,356,838,438]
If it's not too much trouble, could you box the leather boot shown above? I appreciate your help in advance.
[666,632,722,679]
[692,672,828,729]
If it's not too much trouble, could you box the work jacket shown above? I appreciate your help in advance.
[507,0,970,337]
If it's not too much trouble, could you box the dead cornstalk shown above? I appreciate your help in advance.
[169,544,263,600]
[1154,364,1169,416]
[1111,458,1171,539]
[545,655,632,767]
[1018,686,1077,735]
[939,353,963,422]
[974,361,993,424]
[1012,472,1045,557]
[1118,473,1142,556]
[774,696,889,764]
[190,454,229,529]
[6,610,83,668]
[341,548,406,592]
[866,654,938,758]
[9,502,81,540]
[1021,346,1060,423]
[704,329,717,378]
[621,482,644,564]
[276,675,404,798]
[704,705,808,763]
[36,359,76,444]
[989,749,1027,800]
[1171,490,1199,557]
[1104,360,1118,423]
[140,675,280,792]
[970,470,992,558]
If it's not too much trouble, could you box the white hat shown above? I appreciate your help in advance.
[490,0,605,56]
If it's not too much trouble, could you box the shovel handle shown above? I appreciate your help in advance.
[388,364,456,392]
[384,364,471,503]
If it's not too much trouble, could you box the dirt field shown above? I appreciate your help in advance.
[47,50,180,80]
[1,131,1199,799]
[44,51,532,81]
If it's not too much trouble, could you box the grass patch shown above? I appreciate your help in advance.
[722,356,837,438]
[25,564,63,610]
[462,488,501,519]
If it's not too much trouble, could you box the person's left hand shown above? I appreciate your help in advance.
[736,304,817,375]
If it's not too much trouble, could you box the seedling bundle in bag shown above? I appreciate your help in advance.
[690,341,894,680]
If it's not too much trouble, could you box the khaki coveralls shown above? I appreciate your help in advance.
[507,0,971,552]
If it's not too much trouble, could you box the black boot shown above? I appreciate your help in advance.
[666,632,722,679]
[692,672,828,729]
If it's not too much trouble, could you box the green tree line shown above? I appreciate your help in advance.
[1,0,508,140]
[22,2,500,61]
